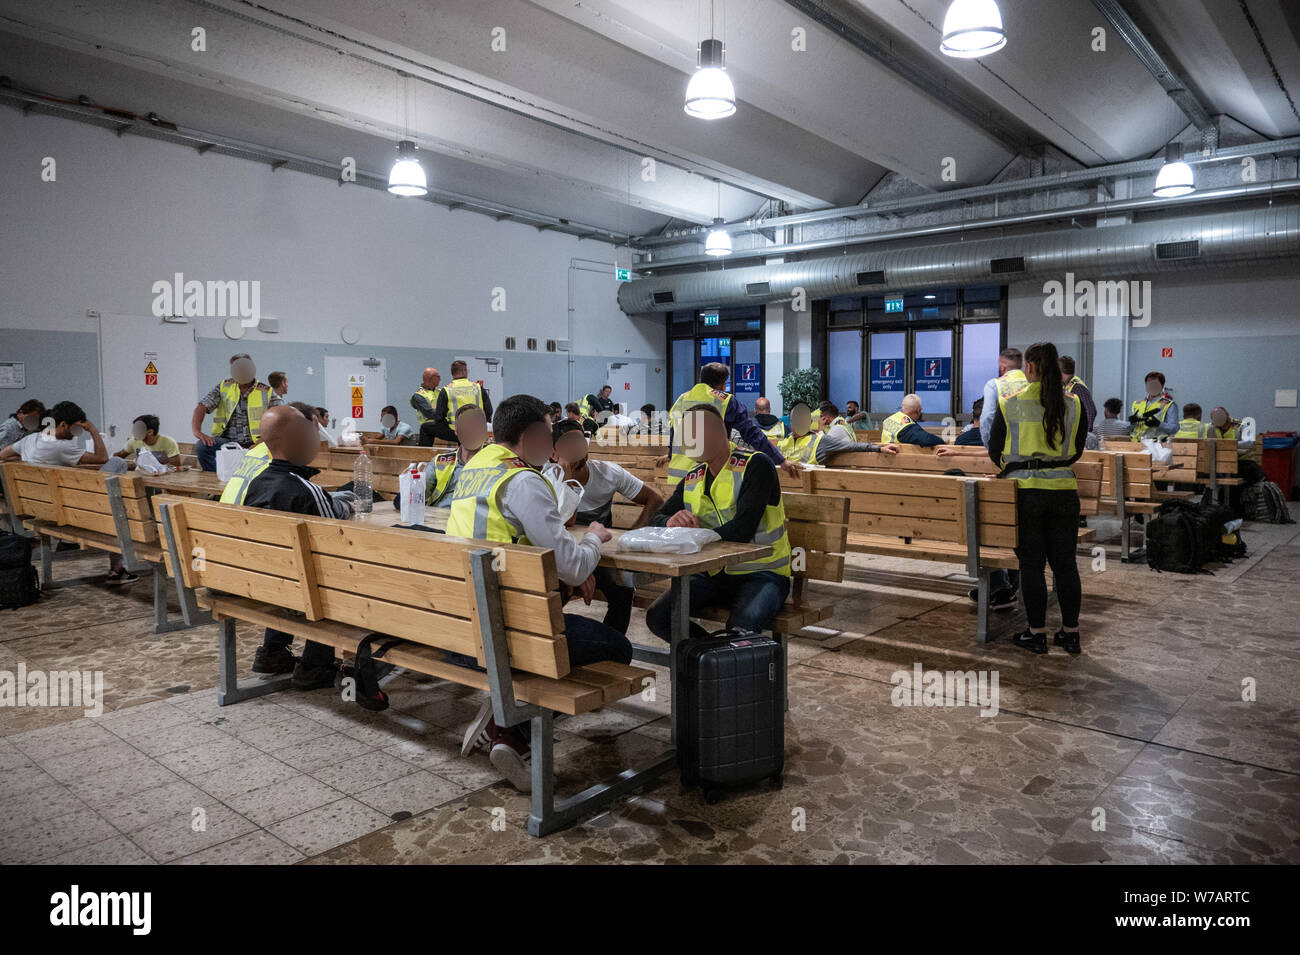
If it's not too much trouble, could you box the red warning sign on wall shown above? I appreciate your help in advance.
[351,405,364,418]
[145,374,158,386]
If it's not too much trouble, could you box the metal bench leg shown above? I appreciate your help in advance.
[216,617,291,706]
[975,568,992,644]
[150,566,197,635]
[526,708,677,837]
[41,537,53,585]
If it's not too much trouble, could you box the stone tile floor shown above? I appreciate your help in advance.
[2,511,1297,864]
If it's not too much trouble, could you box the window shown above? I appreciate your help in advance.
[827,328,863,410]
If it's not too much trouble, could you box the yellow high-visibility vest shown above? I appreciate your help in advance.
[777,430,822,464]
[1130,395,1174,440]
[881,411,915,444]
[761,419,787,441]
[426,448,462,506]
[444,378,486,428]
[1211,423,1259,462]
[995,368,1029,400]
[218,442,272,504]
[445,444,553,542]
[681,446,790,576]
[1175,418,1209,439]
[997,382,1082,491]
[211,380,270,442]
[667,383,732,486]
[414,387,443,426]
[826,416,856,442]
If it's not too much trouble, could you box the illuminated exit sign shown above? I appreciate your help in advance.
[885,296,904,313]
[615,267,632,281]
[702,312,720,326]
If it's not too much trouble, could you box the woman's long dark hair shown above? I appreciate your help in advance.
[1026,342,1067,447]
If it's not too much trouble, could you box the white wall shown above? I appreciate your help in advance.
[0,107,666,420]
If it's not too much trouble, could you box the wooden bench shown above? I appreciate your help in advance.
[0,462,200,633]
[150,495,663,836]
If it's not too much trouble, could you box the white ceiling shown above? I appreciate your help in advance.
[1,0,1296,241]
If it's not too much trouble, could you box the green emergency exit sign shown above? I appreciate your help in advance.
[615,267,632,281]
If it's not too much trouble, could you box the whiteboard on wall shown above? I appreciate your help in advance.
[0,362,25,388]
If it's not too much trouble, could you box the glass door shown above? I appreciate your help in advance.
[867,331,906,418]
[866,327,956,420]
[698,335,761,403]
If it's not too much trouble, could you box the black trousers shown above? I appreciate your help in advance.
[418,420,457,446]
[262,628,336,667]
[1013,488,1082,631]
[592,565,634,635]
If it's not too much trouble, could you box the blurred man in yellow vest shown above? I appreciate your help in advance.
[1174,402,1209,439]
[818,401,857,442]
[191,353,280,472]
[753,396,786,441]
[988,342,1085,656]
[422,360,492,447]
[978,348,1028,446]
[645,403,792,643]
[881,394,944,447]
[426,405,489,507]
[410,367,443,445]
[778,401,897,465]
[655,362,799,485]
[1130,371,1179,440]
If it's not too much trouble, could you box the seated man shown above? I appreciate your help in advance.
[1093,397,1132,440]
[753,396,786,441]
[0,401,108,467]
[1209,407,1267,514]
[1174,402,1209,439]
[844,399,870,428]
[221,404,356,689]
[881,394,944,447]
[564,401,597,436]
[953,398,985,446]
[447,395,632,791]
[366,406,415,446]
[0,400,45,451]
[818,401,857,442]
[778,401,898,465]
[426,404,489,507]
[550,418,664,634]
[114,414,179,465]
[645,403,792,643]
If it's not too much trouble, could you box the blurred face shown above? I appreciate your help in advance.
[790,404,812,436]
[517,419,554,469]
[286,411,321,466]
[231,357,256,385]
[381,412,397,429]
[1210,408,1228,428]
[553,430,589,469]
[131,420,149,440]
[1145,377,1163,397]
[19,412,40,431]
[456,408,488,451]
[683,409,726,461]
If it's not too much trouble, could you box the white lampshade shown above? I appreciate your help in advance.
[388,140,427,197]
[1153,144,1195,198]
[940,0,1007,58]
[704,219,732,256]
[685,38,736,119]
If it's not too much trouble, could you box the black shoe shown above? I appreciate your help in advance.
[1077,515,1088,528]
[1053,629,1082,655]
[1011,629,1048,654]
[989,587,1018,611]
[335,664,390,711]
[252,645,297,674]
[292,660,339,690]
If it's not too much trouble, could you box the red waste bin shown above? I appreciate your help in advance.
[1262,432,1299,500]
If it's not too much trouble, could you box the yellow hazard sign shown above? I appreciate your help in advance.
[144,361,158,374]
[350,386,364,403]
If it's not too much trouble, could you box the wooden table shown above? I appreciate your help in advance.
[358,503,769,745]
[141,470,227,497]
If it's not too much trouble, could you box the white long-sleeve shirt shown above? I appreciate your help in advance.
[978,377,1000,447]
[499,470,602,586]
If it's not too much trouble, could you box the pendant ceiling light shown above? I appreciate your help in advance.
[686,2,735,119]
[940,0,1007,58]
[388,140,427,197]
[704,179,731,256]
[1153,143,1195,198]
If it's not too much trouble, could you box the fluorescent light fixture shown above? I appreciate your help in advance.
[924,294,936,300]
[685,39,736,119]
[704,217,732,256]
[1153,143,1195,198]
[388,140,427,197]
[941,0,1007,58]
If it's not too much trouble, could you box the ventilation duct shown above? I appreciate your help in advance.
[1154,240,1200,261]
[854,270,887,285]
[745,281,772,296]
[617,206,1300,313]
[989,255,1026,274]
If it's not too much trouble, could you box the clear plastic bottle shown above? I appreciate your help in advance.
[353,448,373,514]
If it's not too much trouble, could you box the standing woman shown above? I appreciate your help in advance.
[988,342,1087,654]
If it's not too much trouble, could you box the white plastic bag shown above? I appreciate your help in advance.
[399,465,426,526]
[135,449,167,474]
[616,525,721,555]
[215,442,246,482]
[1140,437,1172,466]
[540,463,585,525]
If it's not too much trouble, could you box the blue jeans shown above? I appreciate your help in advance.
[195,438,218,472]
[645,569,791,642]
[990,569,1020,593]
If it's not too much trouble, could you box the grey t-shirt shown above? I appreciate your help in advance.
[815,428,880,465]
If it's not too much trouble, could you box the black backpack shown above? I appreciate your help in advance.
[0,533,41,610]
[1146,499,1230,574]
[1241,480,1295,524]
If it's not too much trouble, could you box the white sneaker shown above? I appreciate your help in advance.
[461,700,493,757]
[490,734,533,793]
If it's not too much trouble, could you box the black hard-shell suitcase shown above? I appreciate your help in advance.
[676,629,784,803]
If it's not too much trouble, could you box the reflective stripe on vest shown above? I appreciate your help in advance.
[218,442,272,504]
[777,430,821,465]
[762,419,787,441]
[666,383,732,485]
[444,379,485,427]
[1129,396,1173,439]
[211,380,269,442]
[881,412,914,445]
[444,444,552,543]
[415,387,442,425]
[828,417,855,442]
[996,369,1029,400]
[681,447,790,576]
[998,383,1081,490]
[427,449,462,505]
[1175,418,1208,439]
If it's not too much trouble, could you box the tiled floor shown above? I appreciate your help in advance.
[2,512,1298,865]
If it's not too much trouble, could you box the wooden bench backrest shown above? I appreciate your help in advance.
[1090,447,1155,500]
[155,496,571,678]
[824,445,1001,475]
[782,491,849,583]
[803,468,1016,549]
[3,463,156,543]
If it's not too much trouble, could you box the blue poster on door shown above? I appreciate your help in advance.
[733,362,761,401]
[870,358,904,392]
[914,356,951,391]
